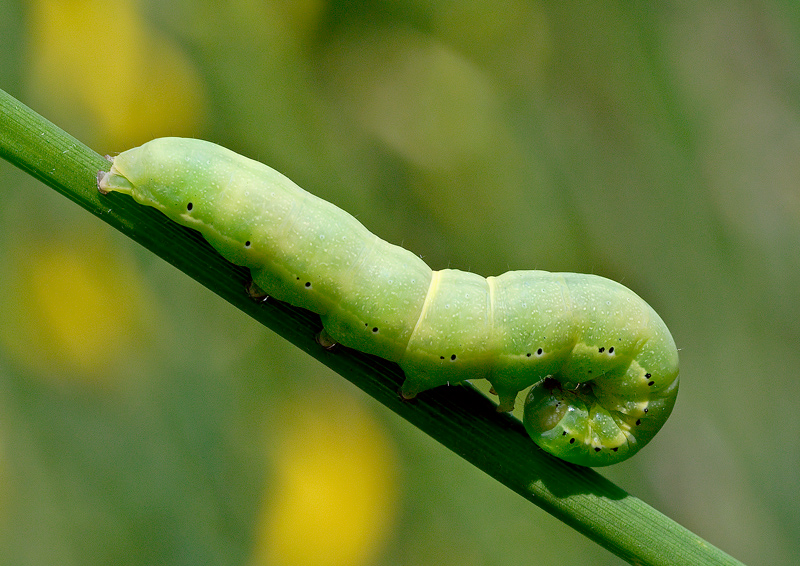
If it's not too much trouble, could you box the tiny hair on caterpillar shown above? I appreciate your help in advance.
[98,137,679,467]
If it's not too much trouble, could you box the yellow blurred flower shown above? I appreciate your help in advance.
[251,390,400,566]
[26,0,207,147]
[0,233,157,385]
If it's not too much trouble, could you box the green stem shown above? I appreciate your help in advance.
[0,88,745,566]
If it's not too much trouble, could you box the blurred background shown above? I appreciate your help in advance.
[1,1,799,564]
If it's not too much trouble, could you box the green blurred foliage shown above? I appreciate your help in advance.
[2,1,800,565]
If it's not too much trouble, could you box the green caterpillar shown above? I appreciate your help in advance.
[98,137,679,466]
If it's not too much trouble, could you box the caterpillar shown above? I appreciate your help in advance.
[98,137,679,467]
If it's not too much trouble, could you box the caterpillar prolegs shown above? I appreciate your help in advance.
[98,137,679,467]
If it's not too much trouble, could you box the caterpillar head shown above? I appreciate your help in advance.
[98,138,197,214]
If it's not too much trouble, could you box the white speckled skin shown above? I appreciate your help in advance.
[99,137,679,466]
